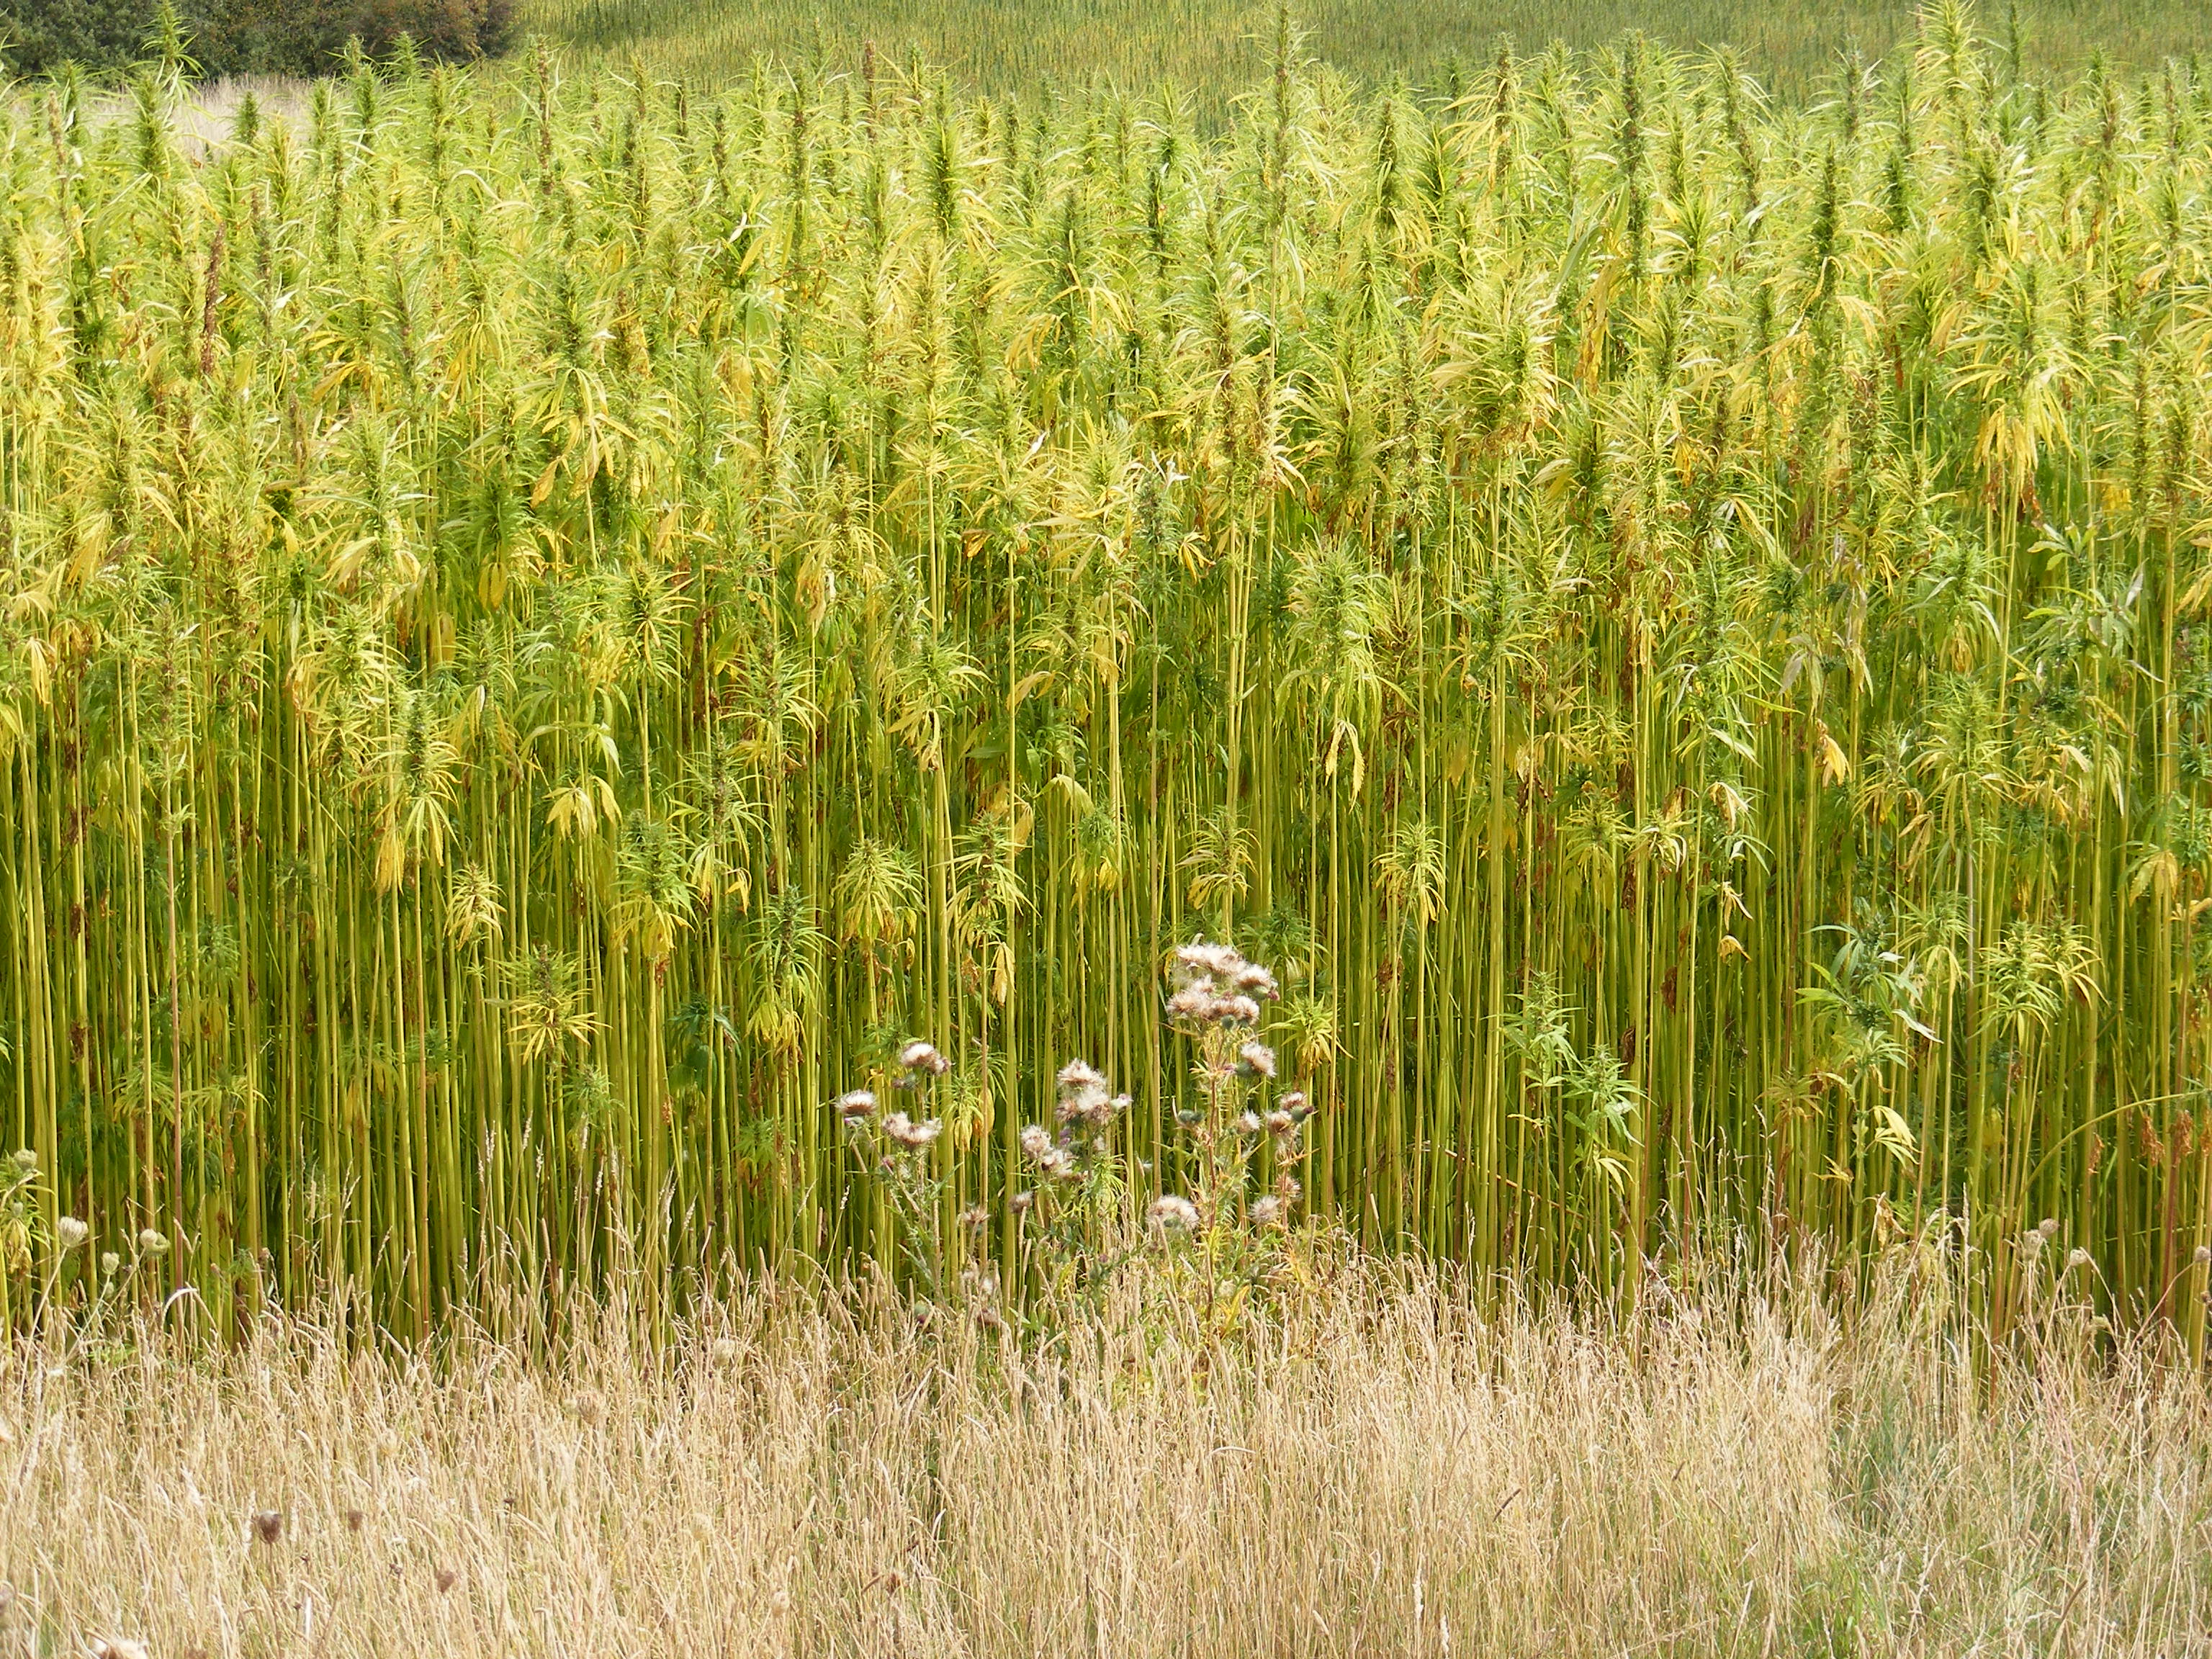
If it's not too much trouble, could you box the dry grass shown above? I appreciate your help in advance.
[6,1249,2212,1657]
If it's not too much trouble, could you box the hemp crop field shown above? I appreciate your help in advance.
[4,4,2212,1342]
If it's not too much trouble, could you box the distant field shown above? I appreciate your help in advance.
[526,0,2208,101]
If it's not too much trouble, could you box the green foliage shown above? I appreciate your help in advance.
[0,0,514,78]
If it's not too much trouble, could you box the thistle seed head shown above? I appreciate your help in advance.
[1238,1040,1277,1079]
[898,1040,950,1076]
[1148,1194,1200,1231]
[1231,961,1279,999]
[251,1509,282,1545]
[836,1089,878,1120]
[1056,1059,1107,1095]
[55,1216,89,1252]
[1166,985,1213,1022]
[882,1112,943,1148]
[1174,941,1241,979]
[138,1228,170,1256]
[1251,1195,1287,1227]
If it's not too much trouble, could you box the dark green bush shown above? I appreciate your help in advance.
[0,0,514,78]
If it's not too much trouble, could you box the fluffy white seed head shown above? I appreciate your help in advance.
[882,1112,943,1148]
[1148,1194,1200,1231]
[899,1040,950,1076]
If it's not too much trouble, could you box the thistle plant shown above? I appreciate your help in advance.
[1155,942,1314,1252]
[1009,1059,1133,1291]
[837,1040,952,1292]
